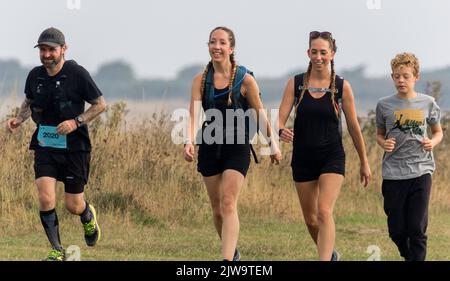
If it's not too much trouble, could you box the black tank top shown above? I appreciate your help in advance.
[202,87,232,116]
[292,73,344,148]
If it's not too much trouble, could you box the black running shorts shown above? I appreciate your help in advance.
[197,143,250,177]
[34,149,91,194]
[291,143,345,182]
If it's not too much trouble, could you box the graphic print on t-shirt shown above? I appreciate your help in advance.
[392,109,424,136]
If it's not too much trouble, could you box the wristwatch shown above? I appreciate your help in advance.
[75,116,84,127]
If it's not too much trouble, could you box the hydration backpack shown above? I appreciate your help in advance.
[201,64,261,162]
[31,60,80,124]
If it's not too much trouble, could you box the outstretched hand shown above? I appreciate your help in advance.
[6,117,23,133]
[270,143,282,165]
[360,162,371,187]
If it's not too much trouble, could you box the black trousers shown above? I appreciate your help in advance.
[382,173,432,261]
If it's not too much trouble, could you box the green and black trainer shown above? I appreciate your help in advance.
[44,248,66,261]
[82,204,101,247]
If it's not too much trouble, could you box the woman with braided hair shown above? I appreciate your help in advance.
[278,31,371,261]
[184,26,282,261]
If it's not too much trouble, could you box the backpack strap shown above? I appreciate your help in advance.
[231,66,259,163]
[53,60,79,105]
[230,65,249,109]
[334,75,344,137]
[293,73,305,106]
[204,65,215,109]
[332,75,344,115]
[53,62,74,119]
[250,145,259,164]
[334,75,344,100]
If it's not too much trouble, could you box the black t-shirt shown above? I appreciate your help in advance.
[24,60,102,152]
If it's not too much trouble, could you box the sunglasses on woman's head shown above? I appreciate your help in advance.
[309,31,332,39]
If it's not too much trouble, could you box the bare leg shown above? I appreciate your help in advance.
[317,173,343,261]
[295,180,320,244]
[203,174,223,238]
[220,169,245,261]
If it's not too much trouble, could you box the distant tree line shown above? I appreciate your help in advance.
[1,59,448,111]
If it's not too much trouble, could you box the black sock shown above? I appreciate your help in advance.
[80,201,93,224]
[40,209,63,251]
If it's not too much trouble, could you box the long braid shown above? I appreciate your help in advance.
[294,61,312,118]
[330,59,338,118]
[227,53,238,106]
[200,61,212,99]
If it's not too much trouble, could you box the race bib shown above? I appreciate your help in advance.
[37,125,67,149]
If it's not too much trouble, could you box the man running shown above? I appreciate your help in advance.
[6,27,106,261]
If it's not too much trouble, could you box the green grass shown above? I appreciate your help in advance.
[1,211,449,261]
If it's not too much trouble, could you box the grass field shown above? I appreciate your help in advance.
[0,101,449,261]
[1,211,449,261]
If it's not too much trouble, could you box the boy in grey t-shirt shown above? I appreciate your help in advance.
[375,53,443,261]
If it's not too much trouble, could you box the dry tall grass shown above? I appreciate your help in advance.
[0,102,449,239]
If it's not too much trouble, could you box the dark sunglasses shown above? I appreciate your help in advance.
[309,31,332,39]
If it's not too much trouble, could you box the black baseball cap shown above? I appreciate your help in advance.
[34,27,65,48]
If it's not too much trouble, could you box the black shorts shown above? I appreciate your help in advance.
[197,143,251,177]
[291,144,345,182]
[34,149,91,194]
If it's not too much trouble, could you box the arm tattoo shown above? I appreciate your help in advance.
[17,98,32,122]
[78,96,106,124]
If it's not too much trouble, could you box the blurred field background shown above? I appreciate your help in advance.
[0,98,449,261]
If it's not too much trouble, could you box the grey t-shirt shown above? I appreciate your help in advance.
[376,93,441,180]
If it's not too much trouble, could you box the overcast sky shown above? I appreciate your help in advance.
[1,0,449,79]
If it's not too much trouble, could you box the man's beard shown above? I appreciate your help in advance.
[41,55,63,69]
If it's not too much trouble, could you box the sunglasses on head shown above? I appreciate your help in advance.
[309,31,332,39]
